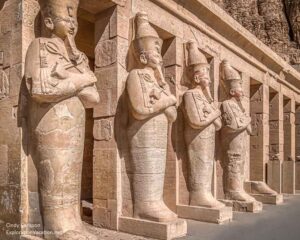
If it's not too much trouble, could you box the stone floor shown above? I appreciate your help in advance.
[86,194,300,240]
[180,194,300,240]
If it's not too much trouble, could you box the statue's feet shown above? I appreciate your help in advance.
[226,190,256,202]
[134,200,177,222]
[251,181,277,195]
[190,192,225,209]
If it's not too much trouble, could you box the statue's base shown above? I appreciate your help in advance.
[177,204,232,224]
[219,199,263,213]
[118,216,187,240]
[250,194,283,205]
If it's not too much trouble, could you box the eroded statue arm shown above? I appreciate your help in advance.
[127,71,176,120]
[25,40,96,103]
[184,92,221,129]
[221,101,251,133]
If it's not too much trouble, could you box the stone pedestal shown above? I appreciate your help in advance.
[282,161,296,194]
[177,205,232,224]
[250,194,283,205]
[220,200,263,213]
[118,217,187,240]
[296,161,300,190]
[21,236,43,240]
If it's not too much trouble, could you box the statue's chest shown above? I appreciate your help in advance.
[193,93,215,121]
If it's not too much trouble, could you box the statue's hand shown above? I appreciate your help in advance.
[164,105,177,123]
[168,95,177,106]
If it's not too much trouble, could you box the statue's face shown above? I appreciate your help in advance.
[44,13,78,39]
[193,64,210,87]
[139,40,162,69]
[230,83,244,100]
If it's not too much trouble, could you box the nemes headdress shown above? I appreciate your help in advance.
[134,12,163,52]
[39,0,79,18]
[186,40,209,67]
[221,60,242,89]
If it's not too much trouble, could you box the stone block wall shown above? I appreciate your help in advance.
[1,0,300,238]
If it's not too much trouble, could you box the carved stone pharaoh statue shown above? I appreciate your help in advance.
[126,12,178,222]
[220,60,256,202]
[25,0,99,239]
[183,41,225,208]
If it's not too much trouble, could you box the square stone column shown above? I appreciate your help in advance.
[267,91,284,193]
[282,99,296,194]
[250,83,269,182]
[295,105,300,191]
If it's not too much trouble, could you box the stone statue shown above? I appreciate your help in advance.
[183,40,224,208]
[24,0,99,239]
[126,12,178,222]
[220,60,256,202]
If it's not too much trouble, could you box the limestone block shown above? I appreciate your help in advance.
[109,8,129,39]
[220,199,262,213]
[267,160,282,193]
[177,205,232,224]
[118,217,187,240]
[0,145,8,186]
[250,194,283,205]
[282,161,296,194]
[296,161,300,190]
[93,65,118,118]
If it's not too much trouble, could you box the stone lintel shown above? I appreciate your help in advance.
[118,217,187,240]
[177,205,232,224]
[219,199,263,213]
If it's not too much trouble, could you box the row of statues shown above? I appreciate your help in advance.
[24,1,277,239]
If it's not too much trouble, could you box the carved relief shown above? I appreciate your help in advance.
[24,0,99,239]
[0,51,9,100]
[93,119,113,141]
[126,12,177,222]
[183,40,224,208]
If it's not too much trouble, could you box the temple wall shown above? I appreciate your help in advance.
[1,0,300,238]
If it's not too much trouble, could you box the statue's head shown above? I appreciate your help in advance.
[222,60,244,100]
[134,12,163,69]
[186,40,210,88]
[39,0,79,40]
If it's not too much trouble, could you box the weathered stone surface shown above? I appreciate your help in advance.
[213,0,300,68]
[220,199,263,213]
[177,205,232,224]
[119,217,187,240]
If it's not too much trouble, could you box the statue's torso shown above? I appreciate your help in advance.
[184,89,216,145]
[127,69,169,148]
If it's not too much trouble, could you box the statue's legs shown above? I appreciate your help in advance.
[188,136,224,208]
[224,150,255,202]
[33,100,96,240]
[128,115,177,222]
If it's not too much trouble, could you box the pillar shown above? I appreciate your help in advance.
[295,105,300,191]
[282,99,296,194]
[249,82,269,182]
[267,91,284,193]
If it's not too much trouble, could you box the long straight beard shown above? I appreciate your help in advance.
[64,34,81,63]
[154,65,167,88]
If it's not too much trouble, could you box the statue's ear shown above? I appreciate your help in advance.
[229,89,235,96]
[194,75,200,84]
[44,17,54,30]
[139,53,148,65]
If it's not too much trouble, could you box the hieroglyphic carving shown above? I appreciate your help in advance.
[126,12,178,222]
[183,40,224,208]
[24,0,99,239]
[0,51,9,100]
